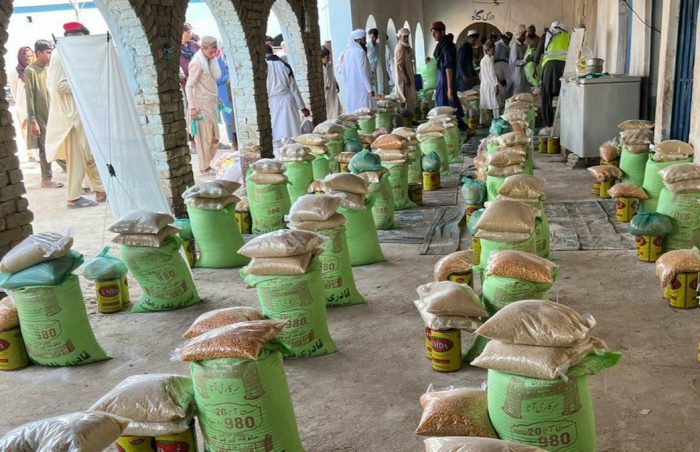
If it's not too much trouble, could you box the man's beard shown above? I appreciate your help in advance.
[360,42,367,51]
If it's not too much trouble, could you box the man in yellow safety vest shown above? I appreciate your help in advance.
[534,21,570,127]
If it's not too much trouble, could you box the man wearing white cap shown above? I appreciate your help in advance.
[509,24,531,95]
[534,21,570,127]
[338,29,375,113]
[393,28,416,115]
[457,29,478,91]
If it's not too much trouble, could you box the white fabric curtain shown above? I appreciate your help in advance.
[55,34,171,219]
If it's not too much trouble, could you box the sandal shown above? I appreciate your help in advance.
[67,197,98,209]
[41,180,64,188]
[95,192,107,203]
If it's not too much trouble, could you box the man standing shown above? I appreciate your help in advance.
[457,30,478,92]
[366,28,380,93]
[431,21,465,130]
[24,39,62,189]
[494,32,513,99]
[265,45,309,158]
[509,25,531,96]
[339,29,374,113]
[393,28,416,116]
[180,23,200,90]
[321,47,342,119]
[384,35,394,93]
[216,46,236,147]
[45,22,105,208]
[525,25,540,50]
[535,21,570,127]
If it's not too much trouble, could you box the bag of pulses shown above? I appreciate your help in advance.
[120,236,200,313]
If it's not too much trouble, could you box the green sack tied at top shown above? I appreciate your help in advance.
[339,204,385,266]
[349,149,382,174]
[0,250,84,290]
[489,117,512,137]
[629,211,674,237]
[421,152,441,173]
[174,218,194,241]
[82,246,127,282]
[461,178,487,205]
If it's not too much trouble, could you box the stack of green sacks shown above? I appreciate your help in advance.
[175,318,304,450]
[279,144,315,206]
[393,127,422,184]
[372,133,415,210]
[350,150,395,229]
[287,194,365,307]
[481,250,558,314]
[0,232,110,366]
[376,98,398,129]
[474,200,538,271]
[313,121,345,173]
[472,300,620,451]
[433,116,462,164]
[183,180,249,268]
[354,107,377,134]
[294,133,331,180]
[656,163,700,251]
[642,140,694,211]
[246,159,291,233]
[618,119,654,186]
[337,114,359,141]
[417,121,449,175]
[496,174,550,258]
[239,230,337,358]
[321,173,385,265]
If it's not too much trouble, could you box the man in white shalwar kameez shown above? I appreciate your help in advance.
[338,29,375,113]
[266,45,309,158]
[479,40,501,122]
[321,47,342,119]
[393,28,416,115]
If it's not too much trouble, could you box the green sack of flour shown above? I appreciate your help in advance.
[121,236,200,313]
[488,353,620,452]
[482,276,552,314]
[367,174,395,230]
[312,154,331,180]
[246,177,291,234]
[313,226,364,307]
[535,214,551,259]
[407,145,422,184]
[619,148,648,186]
[487,175,506,201]
[241,259,337,357]
[284,161,314,206]
[190,349,304,451]
[187,205,249,269]
[0,250,84,289]
[343,127,359,142]
[383,161,415,210]
[656,188,700,251]
[376,111,394,130]
[339,205,385,266]
[421,59,437,90]
[444,126,462,163]
[419,136,449,174]
[357,117,376,134]
[12,275,109,366]
[642,155,692,212]
[326,140,343,173]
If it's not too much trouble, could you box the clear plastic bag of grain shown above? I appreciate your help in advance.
[238,229,327,258]
[183,307,265,338]
[586,165,623,182]
[655,247,700,287]
[415,386,498,437]
[433,250,473,281]
[606,183,649,199]
[486,250,558,284]
[0,296,19,331]
[424,436,547,452]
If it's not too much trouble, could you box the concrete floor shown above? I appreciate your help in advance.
[2,149,699,451]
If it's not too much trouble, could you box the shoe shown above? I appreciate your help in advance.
[82,187,91,194]
[67,197,98,208]
[41,180,64,188]
[95,191,107,203]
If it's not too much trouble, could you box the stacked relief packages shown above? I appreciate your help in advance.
[497,174,550,258]
[372,133,415,210]
[472,300,620,451]
[240,230,337,357]
[427,107,462,164]
[183,180,249,268]
[279,144,315,205]
[0,232,109,366]
[417,120,449,175]
[655,163,700,251]
[393,126,423,185]
[618,119,654,186]
[486,132,530,201]
[294,133,331,180]
[321,173,385,265]
[376,98,398,130]
[354,107,377,134]
[313,121,344,173]
[287,194,365,306]
[246,159,291,233]
[174,311,304,451]
[349,149,395,229]
[642,140,694,211]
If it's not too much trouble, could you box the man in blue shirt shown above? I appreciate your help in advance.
[431,21,466,130]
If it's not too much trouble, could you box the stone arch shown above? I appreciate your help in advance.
[415,22,426,70]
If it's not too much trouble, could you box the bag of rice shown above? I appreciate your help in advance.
[288,194,342,222]
[587,165,623,182]
[249,172,288,185]
[89,374,195,437]
[658,163,700,184]
[481,275,552,313]
[620,128,653,144]
[496,132,529,147]
[606,183,649,199]
[427,106,456,117]
[392,127,416,139]
[488,150,527,167]
[182,180,239,199]
[239,229,326,258]
[486,250,557,284]
[294,133,327,147]
[655,247,700,287]
[251,158,285,174]
[244,253,314,276]
[653,139,694,156]
[0,232,73,274]
[415,386,497,437]
[184,307,264,338]
[371,133,407,150]
[424,436,546,452]
[475,300,596,347]
[246,177,291,233]
[472,337,607,380]
[599,141,619,161]
[109,211,174,234]
[416,281,487,317]
[176,320,286,361]
[327,190,367,210]
[0,412,128,451]
[476,200,538,234]
[0,296,19,331]
[289,212,348,232]
[433,251,473,281]
[184,195,239,210]
[283,160,315,205]
[112,225,180,248]
[486,165,524,178]
[313,121,343,136]
[374,148,408,161]
[322,173,370,194]
[497,174,545,200]
[417,121,446,134]
[618,119,654,130]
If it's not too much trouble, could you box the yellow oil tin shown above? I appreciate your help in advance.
[538,138,547,153]
[472,236,481,266]
[96,279,122,314]
[182,239,197,268]
[155,425,197,451]
[599,178,613,198]
[615,197,639,222]
[423,171,440,191]
[235,210,252,235]
[448,271,474,289]
[115,436,155,452]
[547,137,560,154]
[120,275,131,305]
[635,235,663,262]
[409,183,423,205]
[468,118,479,130]
[592,181,601,196]
[339,162,349,173]
[665,272,699,309]
[425,327,432,360]
[0,327,29,371]
[430,328,462,372]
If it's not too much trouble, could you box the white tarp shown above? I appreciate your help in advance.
[55,34,171,219]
